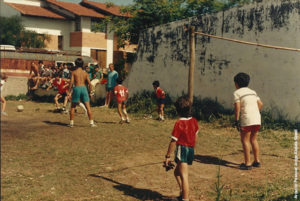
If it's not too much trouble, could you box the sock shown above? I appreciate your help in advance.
[90,120,94,125]
[70,120,74,125]
[79,103,87,113]
[121,117,126,121]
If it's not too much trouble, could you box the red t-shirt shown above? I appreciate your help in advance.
[114,85,128,103]
[171,117,199,147]
[53,79,67,94]
[156,87,165,99]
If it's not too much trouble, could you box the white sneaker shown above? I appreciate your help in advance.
[90,124,97,127]
[68,124,74,128]
[126,119,130,123]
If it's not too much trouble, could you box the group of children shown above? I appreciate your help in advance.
[3,60,263,200]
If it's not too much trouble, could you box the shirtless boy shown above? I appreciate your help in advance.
[68,58,96,127]
[29,62,40,90]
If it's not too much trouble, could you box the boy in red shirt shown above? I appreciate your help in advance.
[47,73,69,110]
[152,80,165,121]
[164,96,199,201]
[114,78,130,123]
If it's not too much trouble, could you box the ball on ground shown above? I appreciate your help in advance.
[17,105,24,112]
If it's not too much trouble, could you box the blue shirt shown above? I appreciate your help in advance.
[107,70,118,88]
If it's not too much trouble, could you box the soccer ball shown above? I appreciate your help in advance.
[17,105,24,112]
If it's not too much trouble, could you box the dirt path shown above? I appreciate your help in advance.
[1,101,295,201]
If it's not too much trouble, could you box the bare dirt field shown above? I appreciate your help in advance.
[1,101,297,201]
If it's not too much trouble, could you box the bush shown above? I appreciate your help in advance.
[5,94,29,101]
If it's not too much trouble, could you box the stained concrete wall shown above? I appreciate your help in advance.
[127,0,300,121]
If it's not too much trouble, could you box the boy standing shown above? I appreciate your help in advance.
[233,72,263,170]
[104,63,118,107]
[164,96,199,201]
[1,73,8,116]
[68,58,96,127]
[114,78,130,123]
[152,80,165,121]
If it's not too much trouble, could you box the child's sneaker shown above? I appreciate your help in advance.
[252,162,261,168]
[68,124,74,128]
[239,163,252,170]
[119,120,125,124]
[90,123,97,127]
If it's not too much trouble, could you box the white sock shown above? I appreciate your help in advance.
[90,120,94,125]
[70,120,74,125]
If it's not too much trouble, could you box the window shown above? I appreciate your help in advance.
[58,36,63,50]
[75,17,81,32]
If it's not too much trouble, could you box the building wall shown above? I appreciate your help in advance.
[127,0,300,121]
[0,0,20,17]
[3,0,41,6]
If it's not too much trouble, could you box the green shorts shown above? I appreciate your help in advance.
[175,145,194,165]
[72,86,90,103]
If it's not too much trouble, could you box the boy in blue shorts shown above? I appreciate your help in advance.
[104,63,118,107]
[233,72,263,170]
[164,96,199,201]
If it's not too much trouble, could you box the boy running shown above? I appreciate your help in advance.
[152,80,165,121]
[68,58,96,127]
[164,96,199,201]
[114,78,130,124]
[233,72,263,170]
[46,73,69,110]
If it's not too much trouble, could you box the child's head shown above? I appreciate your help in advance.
[234,72,250,88]
[174,96,192,118]
[152,80,160,89]
[1,73,8,81]
[75,58,84,68]
[117,77,123,85]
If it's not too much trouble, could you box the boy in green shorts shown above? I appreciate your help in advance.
[164,96,199,201]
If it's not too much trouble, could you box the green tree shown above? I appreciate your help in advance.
[0,16,50,48]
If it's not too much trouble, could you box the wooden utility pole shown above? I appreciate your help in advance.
[188,26,195,104]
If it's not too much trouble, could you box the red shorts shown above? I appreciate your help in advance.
[241,125,261,133]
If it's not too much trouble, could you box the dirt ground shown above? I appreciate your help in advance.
[1,101,297,201]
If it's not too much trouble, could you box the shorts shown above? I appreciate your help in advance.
[157,98,166,105]
[175,145,194,165]
[72,86,90,103]
[117,100,127,105]
[106,86,114,92]
[59,92,67,99]
[241,125,261,133]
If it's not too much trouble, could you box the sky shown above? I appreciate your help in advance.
[64,0,134,6]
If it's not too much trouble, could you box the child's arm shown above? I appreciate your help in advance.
[257,100,263,111]
[234,102,240,121]
[164,139,176,165]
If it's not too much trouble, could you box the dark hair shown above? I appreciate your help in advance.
[152,80,160,87]
[117,77,123,84]
[174,96,192,118]
[38,60,43,64]
[234,72,250,88]
[75,58,84,68]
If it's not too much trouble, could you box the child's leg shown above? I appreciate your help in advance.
[79,102,87,114]
[117,103,124,120]
[63,95,68,108]
[54,94,61,108]
[1,96,6,112]
[240,131,252,166]
[122,104,129,121]
[250,131,260,163]
[174,164,182,196]
[178,162,189,200]
[159,104,165,119]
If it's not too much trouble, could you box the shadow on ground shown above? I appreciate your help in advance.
[89,174,177,201]
[43,121,69,126]
[194,155,239,169]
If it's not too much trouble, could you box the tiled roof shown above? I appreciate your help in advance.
[46,0,105,18]
[81,0,131,17]
[5,3,66,19]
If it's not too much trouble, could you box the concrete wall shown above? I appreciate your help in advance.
[127,0,300,121]
[1,77,28,97]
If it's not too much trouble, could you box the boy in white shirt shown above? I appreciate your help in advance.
[233,72,263,170]
[1,73,8,116]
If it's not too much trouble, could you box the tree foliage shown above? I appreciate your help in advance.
[0,16,50,48]
[92,0,259,47]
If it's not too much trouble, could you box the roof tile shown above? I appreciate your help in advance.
[5,3,66,19]
[46,0,105,18]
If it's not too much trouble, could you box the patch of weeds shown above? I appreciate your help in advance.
[214,165,232,201]
[5,94,30,101]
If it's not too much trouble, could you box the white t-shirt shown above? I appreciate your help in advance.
[233,87,261,126]
[1,79,5,92]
